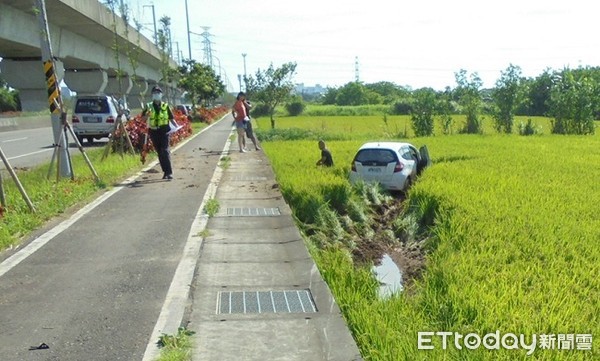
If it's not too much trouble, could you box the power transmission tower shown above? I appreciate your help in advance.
[200,26,213,67]
[355,56,360,82]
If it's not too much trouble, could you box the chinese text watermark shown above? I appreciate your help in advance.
[418,331,593,355]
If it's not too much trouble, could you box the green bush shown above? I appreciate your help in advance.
[249,103,270,118]
[391,99,412,115]
[518,118,542,136]
[0,87,19,112]
[285,97,305,116]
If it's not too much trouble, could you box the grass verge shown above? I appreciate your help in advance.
[0,148,144,251]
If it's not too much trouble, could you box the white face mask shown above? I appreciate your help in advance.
[152,93,162,101]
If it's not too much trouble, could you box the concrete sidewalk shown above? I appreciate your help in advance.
[187,143,362,360]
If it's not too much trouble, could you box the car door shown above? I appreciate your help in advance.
[418,145,431,174]
[353,148,398,182]
[401,146,419,176]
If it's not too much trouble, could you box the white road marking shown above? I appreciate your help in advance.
[6,148,53,160]
[0,119,222,278]
[0,117,229,361]
[142,121,232,361]
[2,137,28,143]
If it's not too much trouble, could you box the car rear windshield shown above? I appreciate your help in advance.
[75,98,109,113]
[354,149,399,165]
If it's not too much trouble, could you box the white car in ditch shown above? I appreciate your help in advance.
[349,142,430,191]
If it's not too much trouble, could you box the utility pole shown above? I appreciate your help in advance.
[185,0,192,60]
[35,0,72,179]
[35,0,98,183]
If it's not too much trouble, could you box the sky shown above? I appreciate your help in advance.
[126,0,600,92]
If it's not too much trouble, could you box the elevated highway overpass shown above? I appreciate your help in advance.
[0,0,179,110]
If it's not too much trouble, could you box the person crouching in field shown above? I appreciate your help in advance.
[316,140,333,167]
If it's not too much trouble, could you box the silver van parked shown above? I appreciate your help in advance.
[71,95,120,144]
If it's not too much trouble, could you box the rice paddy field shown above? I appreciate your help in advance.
[254,114,599,360]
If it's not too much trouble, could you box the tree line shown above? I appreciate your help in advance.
[318,65,600,135]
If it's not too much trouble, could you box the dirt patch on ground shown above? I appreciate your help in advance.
[351,196,427,290]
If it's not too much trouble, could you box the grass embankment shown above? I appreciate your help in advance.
[0,150,140,250]
[257,114,599,360]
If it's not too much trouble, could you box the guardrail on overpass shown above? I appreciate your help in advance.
[0,0,180,110]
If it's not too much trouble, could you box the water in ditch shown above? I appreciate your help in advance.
[373,254,403,298]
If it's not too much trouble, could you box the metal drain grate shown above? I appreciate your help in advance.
[232,176,268,181]
[218,290,317,314]
[226,207,281,216]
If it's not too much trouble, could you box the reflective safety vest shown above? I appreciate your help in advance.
[146,102,170,127]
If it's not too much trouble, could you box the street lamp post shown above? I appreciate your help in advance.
[185,0,192,60]
[241,53,247,91]
[142,4,157,44]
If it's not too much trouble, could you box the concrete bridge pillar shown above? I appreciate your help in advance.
[129,79,149,109]
[104,75,133,98]
[63,68,108,95]
[104,75,133,110]
[0,59,64,112]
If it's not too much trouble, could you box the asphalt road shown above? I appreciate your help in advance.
[0,117,233,360]
[0,127,55,170]
[0,127,106,171]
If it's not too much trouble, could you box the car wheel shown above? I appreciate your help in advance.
[86,136,94,144]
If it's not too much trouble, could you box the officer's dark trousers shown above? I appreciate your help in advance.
[149,125,172,176]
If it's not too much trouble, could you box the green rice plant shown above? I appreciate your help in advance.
[346,197,369,223]
[254,108,557,137]
[314,204,345,239]
[261,115,600,360]
[392,212,420,243]
[303,104,392,117]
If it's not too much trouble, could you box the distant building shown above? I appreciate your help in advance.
[294,83,326,96]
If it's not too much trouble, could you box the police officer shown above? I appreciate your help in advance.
[142,85,174,180]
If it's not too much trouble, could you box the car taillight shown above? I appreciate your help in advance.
[106,116,115,123]
[394,162,403,173]
[72,115,79,123]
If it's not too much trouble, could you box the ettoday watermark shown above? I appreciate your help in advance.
[418,331,593,355]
